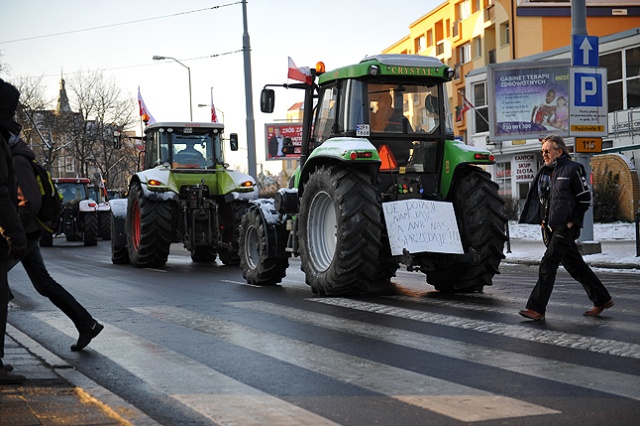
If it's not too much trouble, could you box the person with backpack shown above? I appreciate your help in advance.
[8,135,104,352]
[0,78,28,384]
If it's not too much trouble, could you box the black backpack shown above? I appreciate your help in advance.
[29,159,62,233]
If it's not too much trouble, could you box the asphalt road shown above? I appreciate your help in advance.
[7,239,640,425]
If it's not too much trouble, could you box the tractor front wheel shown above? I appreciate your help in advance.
[238,205,288,285]
[83,213,98,246]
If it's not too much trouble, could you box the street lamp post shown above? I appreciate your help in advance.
[152,55,193,121]
[197,104,224,123]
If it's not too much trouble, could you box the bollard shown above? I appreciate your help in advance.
[636,206,640,257]
[505,222,511,254]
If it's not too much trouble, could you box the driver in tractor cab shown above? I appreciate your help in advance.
[174,141,206,168]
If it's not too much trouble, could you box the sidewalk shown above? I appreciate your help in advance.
[1,324,159,426]
[1,237,637,426]
[504,238,640,270]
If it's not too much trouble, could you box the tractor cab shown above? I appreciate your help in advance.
[142,122,238,170]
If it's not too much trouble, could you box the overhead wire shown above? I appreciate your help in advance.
[0,2,242,45]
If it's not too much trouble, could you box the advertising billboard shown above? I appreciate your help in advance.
[488,61,570,141]
[264,123,303,161]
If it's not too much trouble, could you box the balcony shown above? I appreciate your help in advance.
[485,5,495,22]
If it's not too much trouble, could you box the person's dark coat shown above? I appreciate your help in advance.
[10,139,42,238]
[519,154,591,228]
[268,135,279,158]
[0,79,27,260]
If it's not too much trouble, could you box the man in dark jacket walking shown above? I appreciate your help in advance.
[9,137,104,351]
[0,78,28,384]
[518,135,613,321]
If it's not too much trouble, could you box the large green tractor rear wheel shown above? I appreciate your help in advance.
[427,166,507,292]
[298,165,383,296]
[126,183,173,268]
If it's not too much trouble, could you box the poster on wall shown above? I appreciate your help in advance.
[488,61,570,142]
[264,123,303,161]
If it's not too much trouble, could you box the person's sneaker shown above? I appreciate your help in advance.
[71,321,104,352]
[0,368,26,384]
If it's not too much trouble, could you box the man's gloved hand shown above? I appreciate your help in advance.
[9,241,27,260]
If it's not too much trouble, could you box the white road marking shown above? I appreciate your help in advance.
[308,298,640,359]
[229,301,640,401]
[134,305,559,422]
[34,312,339,426]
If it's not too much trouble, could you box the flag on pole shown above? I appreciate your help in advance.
[287,57,312,84]
[456,92,475,122]
[137,86,156,124]
[210,90,218,123]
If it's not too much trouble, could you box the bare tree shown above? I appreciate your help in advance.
[10,75,68,172]
[66,69,137,189]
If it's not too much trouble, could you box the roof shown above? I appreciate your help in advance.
[144,122,225,133]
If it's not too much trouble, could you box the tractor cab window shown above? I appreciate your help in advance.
[172,134,212,169]
[58,183,88,203]
[368,82,444,134]
[312,84,339,146]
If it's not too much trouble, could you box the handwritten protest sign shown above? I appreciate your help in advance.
[382,200,463,256]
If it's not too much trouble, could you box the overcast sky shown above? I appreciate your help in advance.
[0,0,443,172]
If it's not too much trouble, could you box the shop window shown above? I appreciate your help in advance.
[496,162,512,197]
[601,46,640,111]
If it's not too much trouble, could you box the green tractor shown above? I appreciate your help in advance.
[239,54,507,295]
[110,122,257,268]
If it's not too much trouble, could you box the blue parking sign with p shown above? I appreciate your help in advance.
[574,72,603,107]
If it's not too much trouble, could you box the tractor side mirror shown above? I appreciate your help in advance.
[229,133,239,151]
[260,89,275,113]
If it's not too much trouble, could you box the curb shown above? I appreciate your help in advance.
[6,324,161,426]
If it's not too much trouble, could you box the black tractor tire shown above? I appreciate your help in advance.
[238,205,288,285]
[218,201,252,266]
[298,165,383,296]
[39,230,53,247]
[427,166,507,292]
[99,212,111,240]
[83,213,98,246]
[126,183,173,268]
[191,246,217,263]
[111,212,129,264]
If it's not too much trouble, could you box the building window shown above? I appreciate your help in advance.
[473,82,489,133]
[457,0,472,21]
[472,36,482,58]
[416,35,426,53]
[427,29,433,47]
[601,46,640,111]
[458,42,471,64]
[501,22,510,46]
[65,157,74,173]
[496,161,512,197]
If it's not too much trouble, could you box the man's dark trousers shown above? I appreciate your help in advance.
[9,238,92,331]
[526,225,612,315]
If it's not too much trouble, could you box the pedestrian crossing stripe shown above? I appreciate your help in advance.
[33,312,340,426]
[35,309,559,423]
[230,301,640,402]
[307,298,640,360]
